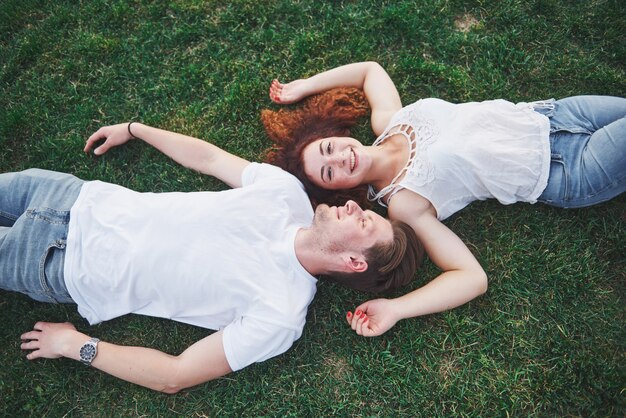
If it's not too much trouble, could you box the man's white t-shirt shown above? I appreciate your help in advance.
[63,163,317,371]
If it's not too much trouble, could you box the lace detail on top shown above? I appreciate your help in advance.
[367,104,438,207]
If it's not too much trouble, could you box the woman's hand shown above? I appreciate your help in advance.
[268,79,311,104]
[84,123,135,156]
[20,322,84,360]
[345,298,402,337]
[269,63,401,135]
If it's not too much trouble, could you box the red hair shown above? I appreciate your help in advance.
[262,88,371,207]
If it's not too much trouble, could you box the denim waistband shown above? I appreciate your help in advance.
[529,99,556,117]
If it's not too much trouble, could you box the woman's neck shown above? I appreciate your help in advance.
[365,135,410,190]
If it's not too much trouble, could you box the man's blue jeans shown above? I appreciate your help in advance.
[0,169,83,303]
[537,96,626,207]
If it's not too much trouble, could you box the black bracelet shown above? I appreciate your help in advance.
[128,121,138,139]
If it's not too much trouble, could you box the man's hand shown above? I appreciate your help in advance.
[268,79,311,104]
[20,322,84,360]
[345,298,401,337]
[84,123,134,156]
[20,321,232,392]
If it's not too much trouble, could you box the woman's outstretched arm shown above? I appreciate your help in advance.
[346,189,488,336]
[269,62,402,136]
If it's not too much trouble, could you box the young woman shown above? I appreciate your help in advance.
[262,61,626,337]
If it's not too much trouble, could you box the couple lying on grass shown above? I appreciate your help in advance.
[2,62,624,393]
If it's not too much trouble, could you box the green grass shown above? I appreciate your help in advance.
[1,0,625,416]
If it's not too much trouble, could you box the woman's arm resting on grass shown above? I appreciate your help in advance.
[20,322,232,393]
[84,122,249,188]
[269,61,402,136]
[347,190,488,336]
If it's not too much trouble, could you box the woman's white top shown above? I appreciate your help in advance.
[368,98,552,220]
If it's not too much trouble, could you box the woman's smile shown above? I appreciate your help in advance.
[303,137,369,190]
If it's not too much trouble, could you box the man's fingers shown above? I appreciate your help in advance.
[20,340,40,350]
[84,129,105,152]
[20,330,40,341]
[93,141,111,156]
[33,321,46,331]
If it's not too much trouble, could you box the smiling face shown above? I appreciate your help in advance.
[302,137,371,190]
[311,200,393,256]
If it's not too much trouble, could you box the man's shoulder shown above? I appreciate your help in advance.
[221,312,308,371]
[243,163,313,217]
[243,162,302,188]
[219,269,316,371]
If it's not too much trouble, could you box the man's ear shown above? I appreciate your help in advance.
[342,254,368,273]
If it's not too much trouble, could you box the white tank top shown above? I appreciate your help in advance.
[368,98,551,220]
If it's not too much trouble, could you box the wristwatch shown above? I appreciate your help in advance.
[79,337,100,366]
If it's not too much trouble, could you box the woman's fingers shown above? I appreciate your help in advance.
[269,79,286,103]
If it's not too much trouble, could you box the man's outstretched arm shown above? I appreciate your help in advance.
[21,322,231,393]
[84,122,249,188]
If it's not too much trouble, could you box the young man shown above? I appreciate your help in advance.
[0,122,422,393]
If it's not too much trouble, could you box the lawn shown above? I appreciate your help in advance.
[1,0,624,416]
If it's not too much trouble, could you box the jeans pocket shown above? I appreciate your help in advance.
[549,126,591,135]
[542,155,570,204]
[37,240,70,303]
[26,207,71,225]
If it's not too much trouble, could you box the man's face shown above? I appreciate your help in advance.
[311,200,393,256]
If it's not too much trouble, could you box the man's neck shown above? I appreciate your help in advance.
[293,228,325,276]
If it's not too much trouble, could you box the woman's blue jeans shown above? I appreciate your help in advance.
[0,169,83,303]
[537,95,626,207]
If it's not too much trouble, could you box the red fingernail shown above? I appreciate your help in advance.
[360,312,366,318]
[355,310,362,316]
[364,317,369,323]
[347,311,352,318]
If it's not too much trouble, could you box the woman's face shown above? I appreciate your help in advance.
[302,137,370,190]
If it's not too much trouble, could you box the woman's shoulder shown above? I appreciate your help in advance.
[385,98,453,125]
[387,188,436,221]
[403,97,452,109]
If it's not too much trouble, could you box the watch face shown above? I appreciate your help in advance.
[80,344,96,361]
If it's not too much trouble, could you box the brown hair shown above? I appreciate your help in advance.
[327,220,424,294]
[262,88,371,208]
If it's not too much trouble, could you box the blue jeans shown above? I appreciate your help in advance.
[537,96,626,207]
[0,169,83,303]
